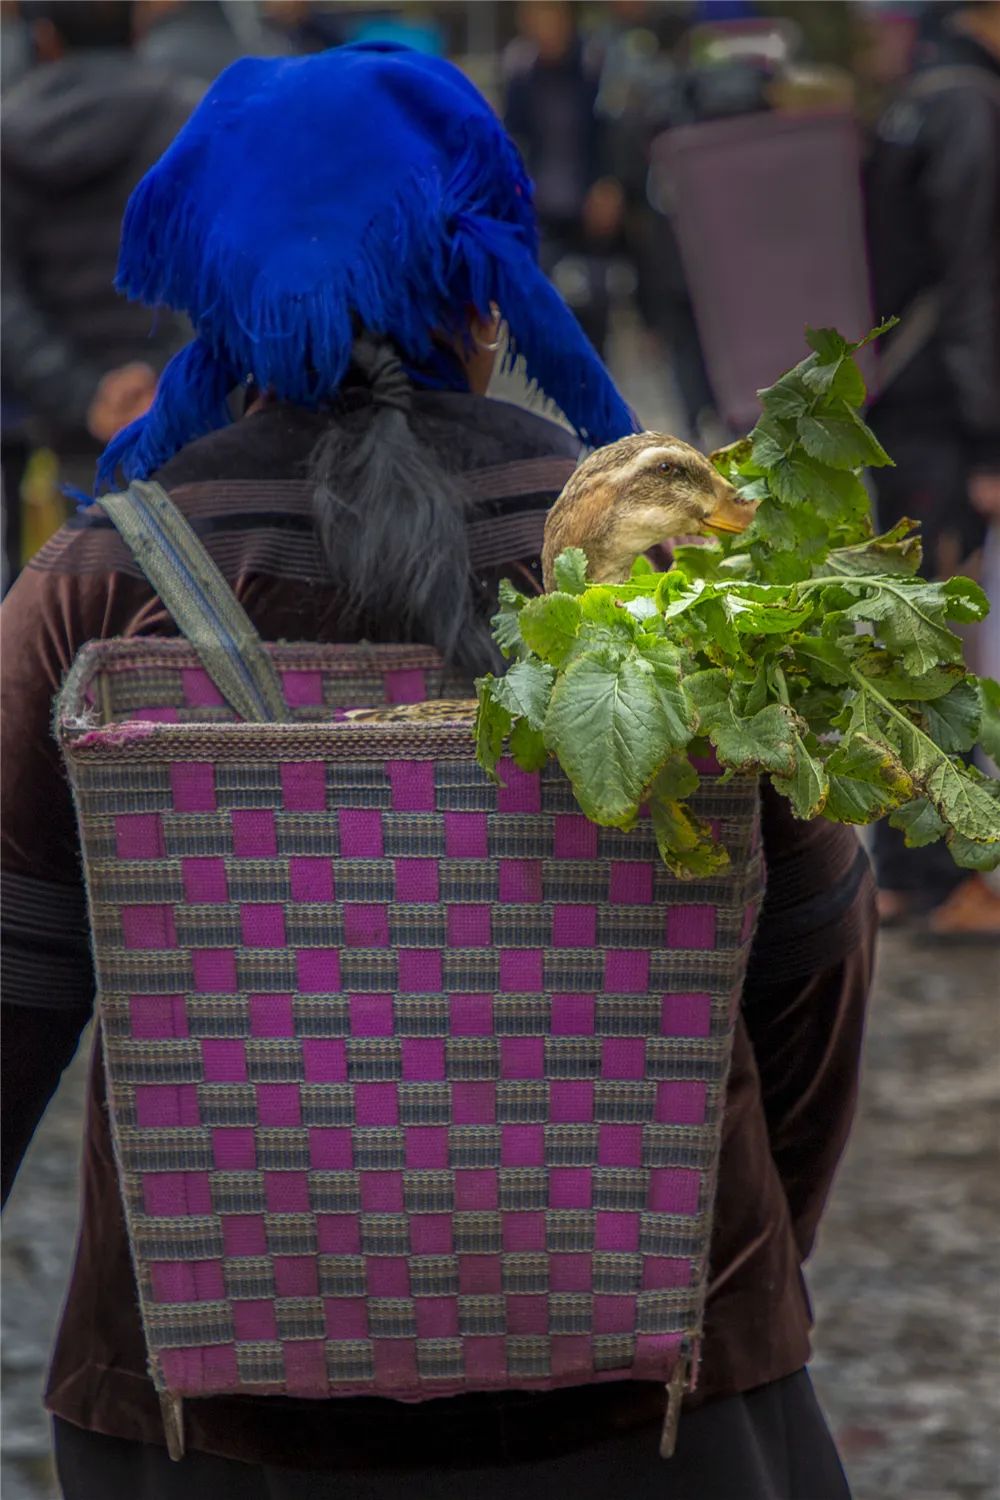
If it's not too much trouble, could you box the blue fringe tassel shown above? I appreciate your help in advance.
[95,337,236,494]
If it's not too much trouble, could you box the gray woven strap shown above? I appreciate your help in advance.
[99,480,287,723]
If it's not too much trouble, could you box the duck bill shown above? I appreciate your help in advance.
[704,489,755,535]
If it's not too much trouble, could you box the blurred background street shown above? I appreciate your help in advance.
[3,1,999,1495]
[4,929,998,1500]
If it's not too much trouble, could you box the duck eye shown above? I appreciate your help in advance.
[658,461,678,476]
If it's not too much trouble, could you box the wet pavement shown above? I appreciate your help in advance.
[3,929,997,1499]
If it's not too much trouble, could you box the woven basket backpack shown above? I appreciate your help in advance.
[55,482,764,1460]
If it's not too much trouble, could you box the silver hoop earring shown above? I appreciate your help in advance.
[474,330,503,353]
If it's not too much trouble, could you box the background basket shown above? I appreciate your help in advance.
[58,630,762,1452]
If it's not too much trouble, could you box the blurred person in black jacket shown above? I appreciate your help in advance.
[866,0,1000,936]
[0,0,195,585]
[503,1,625,357]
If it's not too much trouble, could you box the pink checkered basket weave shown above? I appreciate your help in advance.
[55,485,764,1459]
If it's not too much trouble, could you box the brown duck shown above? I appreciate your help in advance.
[345,433,756,723]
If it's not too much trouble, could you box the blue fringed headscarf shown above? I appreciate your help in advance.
[97,42,637,492]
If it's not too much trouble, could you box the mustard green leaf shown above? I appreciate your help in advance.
[553,547,590,595]
[518,592,582,667]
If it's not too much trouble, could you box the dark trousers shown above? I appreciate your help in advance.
[54,1369,851,1500]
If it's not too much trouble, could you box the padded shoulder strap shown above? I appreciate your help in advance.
[99,480,287,723]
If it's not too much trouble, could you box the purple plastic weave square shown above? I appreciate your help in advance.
[384,668,426,703]
[660,993,712,1038]
[550,1081,594,1123]
[599,1124,643,1168]
[604,951,650,994]
[415,1297,460,1339]
[181,668,225,707]
[257,1085,302,1127]
[182,857,228,904]
[324,1298,368,1339]
[309,1128,353,1170]
[151,1258,225,1304]
[367,1258,410,1298]
[501,1124,544,1167]
[136,1085,200,1128]
[595,1211,639,1252]
[338,809,383,859]
[404,1127,449,1170]
[121,905,176,951]
[212,1128,256,1170]
[274,1257,319,1298]
[502,1212,545,1252]
[233,1301,278,1341]
[241,904,286,949]
[388,761,435,811]
[449,993,492,1035]
[402,1038,445,1081]
[394,859,439,903]
[498,859,542,903]
[454,1169,498,1210]
[316,1214,360,1254]
[192,950,238,993]
[144,1172,212,1218]
[608,862,654,904]
[499,950,543,992]
[201,1039,247,1083]
[297,950,340,993]
[410,1215,453,1254]
[447,905,491,947]
[169,762,216,812]
[281,762,326,812]
[552,906,597,948]
[444,812,487,859]
[130,995,187,1039]
[361,1171,404,1213]
[666,904,716,950]
[553,815,598,860]
[550,1254,592,1293]
[452,1083,496,1125]
[500,1037,544,1079]
[222,1215,267,1257]
[250,993,294,1037]
[350,993,394,1036]
[398,950,441,993]
[496,761,540,813]
[355,1083,399,1126]
[265,1172,310,1214]
[463,1336,506,1378]
[602,1038,646,1080]
[281,669,323,706]
[654,1081,707,1125]
[232,810,277,859]
[593,1296,635,1334]
[458,1257,502,1295]
[302,1038,347,1083]
[550,1168,592,1209]
[115,813,165,860]
[649,1168,700,1215]
[373,1342,419,1388]
[642,1258,691,1290]
[289,857,334,903]
[550,994,595,1035]
[506,1295,547,1335]
[343,905,389,948]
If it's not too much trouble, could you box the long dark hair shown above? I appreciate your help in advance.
[308,335,498,677]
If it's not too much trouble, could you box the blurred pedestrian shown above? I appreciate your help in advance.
[135,1,291,85]
[1,41,870,1500]
[1,0,197,586]
[866,0,1000,936]
[503,0,625,356]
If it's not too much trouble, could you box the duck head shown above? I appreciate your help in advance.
[542,433,756,590]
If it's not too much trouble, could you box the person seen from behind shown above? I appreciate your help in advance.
[2,43,872,1500]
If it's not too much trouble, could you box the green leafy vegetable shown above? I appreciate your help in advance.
[476,323,1000,873]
